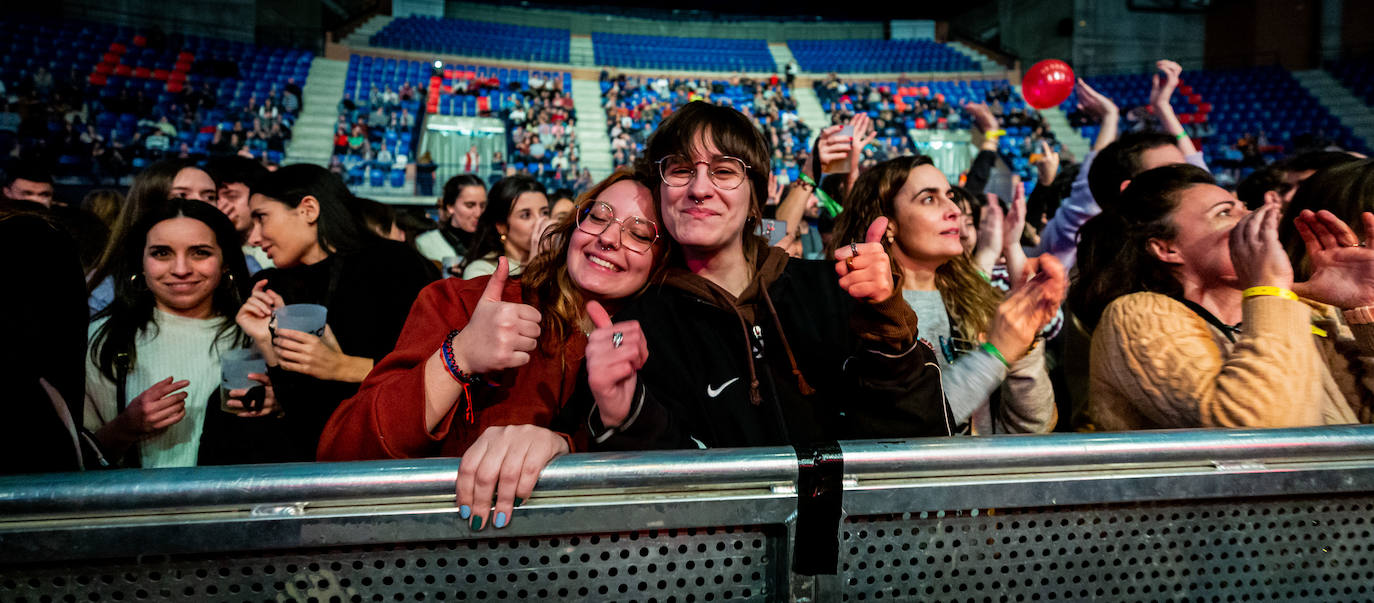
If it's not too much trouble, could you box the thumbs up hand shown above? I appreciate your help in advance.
[584,300,648,429]
[834,217,897,303]
[453,257,543,374]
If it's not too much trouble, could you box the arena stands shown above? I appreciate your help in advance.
[370,16,570,63]
[1328,58,1374,108]
[1061,66,1371,169]
[788,39,982,73]
[0,15,309,183]
[600,73,810,177]
[334,55,426,191]
[592,34,775,72]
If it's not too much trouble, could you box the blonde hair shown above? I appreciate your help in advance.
[830,156,1002,338]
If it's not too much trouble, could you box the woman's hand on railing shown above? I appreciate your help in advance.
[585,300,648,430]
[456,425,569,532]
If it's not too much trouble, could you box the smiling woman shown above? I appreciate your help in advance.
[84,199,269,468]
[319,167,665,534]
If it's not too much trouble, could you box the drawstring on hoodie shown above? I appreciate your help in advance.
[761,286,816,397]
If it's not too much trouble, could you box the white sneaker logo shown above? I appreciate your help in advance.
[706,377,741,398]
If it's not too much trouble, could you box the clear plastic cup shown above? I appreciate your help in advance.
[220,348,267,413]
[273,303,327,336]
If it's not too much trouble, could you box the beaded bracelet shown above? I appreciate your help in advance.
[440,329,484,423]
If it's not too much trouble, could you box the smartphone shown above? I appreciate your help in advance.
[757,219,788,246]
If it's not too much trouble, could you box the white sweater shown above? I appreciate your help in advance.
[84,309,240,468]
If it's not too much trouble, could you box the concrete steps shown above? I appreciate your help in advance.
[285,58,349,167]
[1013,85,1091,162]
[947,41,1003,74]
[767,42,797,74]
[342,15,394,48]
[570,35,596,68]
[1293,69,1374,149]
[569,77,614,181]
[792,84,830,148]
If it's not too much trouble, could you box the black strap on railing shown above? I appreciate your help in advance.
[791,441,844,575]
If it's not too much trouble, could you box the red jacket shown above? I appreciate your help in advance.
[317,276,585,461]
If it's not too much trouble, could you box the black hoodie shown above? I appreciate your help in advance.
[574,246,951,450]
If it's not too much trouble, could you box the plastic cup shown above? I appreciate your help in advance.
[274,303,327,336]
[442,256,461,278]
[220,348,267,413]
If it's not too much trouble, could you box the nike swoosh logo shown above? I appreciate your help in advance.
[706,377,741,398]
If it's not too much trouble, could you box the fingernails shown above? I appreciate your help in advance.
[494,512,508,529]
[514,497,523,507]
[470,516,483,531]
[459,505,471,519]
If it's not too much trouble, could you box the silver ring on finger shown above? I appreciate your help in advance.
[850,242,859,257]
[612,331,624,349]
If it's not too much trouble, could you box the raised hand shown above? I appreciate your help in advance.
[1292,209,1374,309]
[455,425,569,532]
[585,300,649,429]
[963,102,999,133]
[1075,79,1119,120]
[1229,203,1294,291]
[834,217,897,303]
[450,256,542,375]
[273,324,355,381]
[1150,60,1183,108]
[236,279,285,349]
[973,195,1005,274]
[529,215,555,255]
[987,254,1068,365]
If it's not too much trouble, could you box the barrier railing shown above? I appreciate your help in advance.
[3,425,1374,601]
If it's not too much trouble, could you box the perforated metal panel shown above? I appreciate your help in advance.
[0,525,776,602]
[840,494,1374,602]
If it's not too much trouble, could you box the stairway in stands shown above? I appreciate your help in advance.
[342,15,395,48]
[767,43,797,73]
[284,58,349,167]
[793,85,831,147]
[1293,69,1374,151]
[569,77,614,181]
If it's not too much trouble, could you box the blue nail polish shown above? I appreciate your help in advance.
[494,512,508,529]
[459,505,471,519]
[470,516,483,531]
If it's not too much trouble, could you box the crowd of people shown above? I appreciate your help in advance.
[3,56,1372,538]
[2,62,300,188]
[600,72,813,177]
[502,78,581,191]
[332,82,421,186]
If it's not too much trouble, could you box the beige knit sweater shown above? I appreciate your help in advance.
[1088,291,1374,431]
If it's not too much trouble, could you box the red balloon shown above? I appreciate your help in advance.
[1021,59,1076,109]
[915,117,929,129]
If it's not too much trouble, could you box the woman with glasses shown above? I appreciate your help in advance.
[319,168,665,533]
[577,102,950,451]
[830,155,1064,434]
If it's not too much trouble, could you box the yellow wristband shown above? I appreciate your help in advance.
[1242,286,1298,302]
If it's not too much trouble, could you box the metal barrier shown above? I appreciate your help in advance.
[3,426,1374,601]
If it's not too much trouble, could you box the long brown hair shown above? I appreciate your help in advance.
[830,155,1001,338]
[522,167,663,351]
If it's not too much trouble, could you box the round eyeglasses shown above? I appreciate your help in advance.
[656,155,752,190]
[577,201,659,254]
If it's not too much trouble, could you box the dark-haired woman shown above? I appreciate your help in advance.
[237,165,437,461]
[87,159,221,316]
[319,169,664,532]
[415,174,486,266]
[1074,164,1374,430]
[84,199,272,467]
[459,175,549,279]
[580,102,950,451]
[831,155,1063,434]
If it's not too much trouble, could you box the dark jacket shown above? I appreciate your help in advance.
[577,246,951,450]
